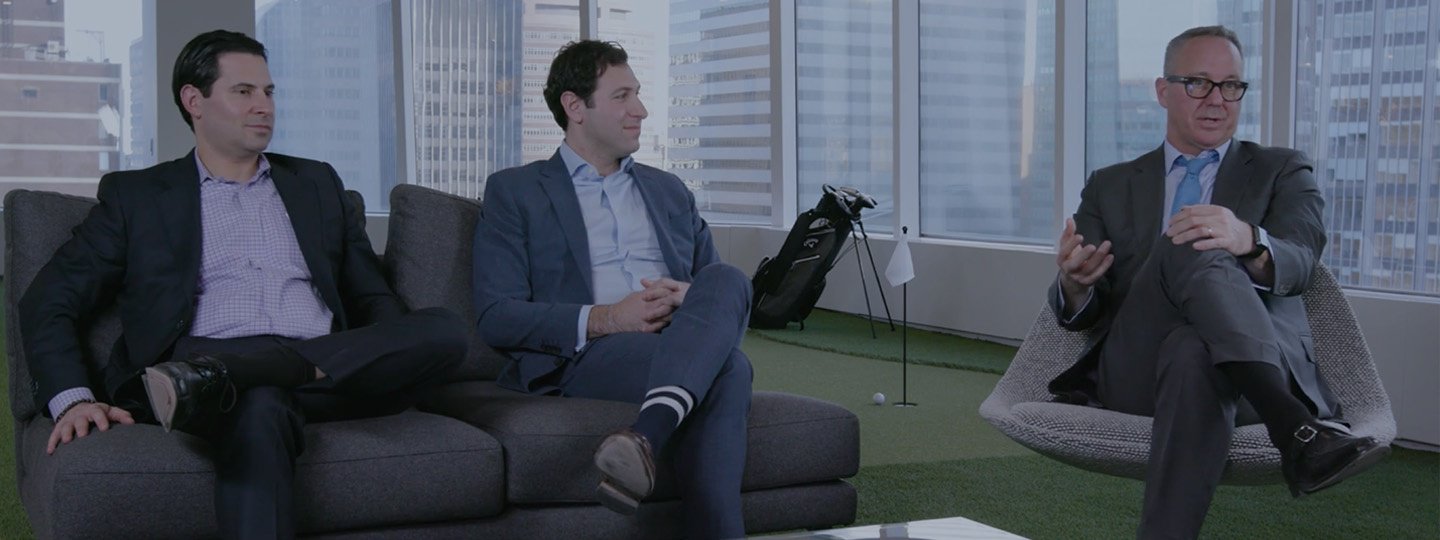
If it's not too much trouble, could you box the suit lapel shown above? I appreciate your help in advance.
[630,166,685,279]
[1128,146,1167,250]
[155,151,203,279]
[536,152,594,296]
[268,157,336,310]
[1209,141,1256,218]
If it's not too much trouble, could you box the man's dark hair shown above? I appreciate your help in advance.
[543,40,629,130]
[171,30,268,130]
[1163,25,1242,75]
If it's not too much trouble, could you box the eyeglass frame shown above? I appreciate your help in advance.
[1163,75,1249,102]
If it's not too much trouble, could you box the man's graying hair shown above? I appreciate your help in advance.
[1163,25,1242,74]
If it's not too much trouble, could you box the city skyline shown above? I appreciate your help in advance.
[5,0,1436,293]
[0,0,126,201]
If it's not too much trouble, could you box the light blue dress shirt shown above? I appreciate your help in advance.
[559,142,671,350]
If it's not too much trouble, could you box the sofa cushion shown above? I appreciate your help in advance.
[421,381,860,504]
[19,410,505,539]
[385,184,510,381]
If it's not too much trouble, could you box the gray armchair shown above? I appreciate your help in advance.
[978,264,1396,484]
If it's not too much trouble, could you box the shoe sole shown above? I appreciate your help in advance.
[1295,443,1392,498]
[595,479,641,515]
[594,437,652,515]
[143,368,177,432]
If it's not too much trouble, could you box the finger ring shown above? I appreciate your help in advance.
[1205,227,1214,237]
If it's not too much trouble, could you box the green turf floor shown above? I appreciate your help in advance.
[743,329,1439,538]
[749,308,1018,374]
[1,307,1435,539]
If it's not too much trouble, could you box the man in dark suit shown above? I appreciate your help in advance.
[1048,26,1390,539]
[19,30,466,538]
[472,40,752,539]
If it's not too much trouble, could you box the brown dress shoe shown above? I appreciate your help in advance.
[1282,420,1390,498]
[593,428,656,514]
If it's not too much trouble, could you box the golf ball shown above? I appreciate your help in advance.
[872,392,886,405]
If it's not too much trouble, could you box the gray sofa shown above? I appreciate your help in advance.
[4,184,860,539]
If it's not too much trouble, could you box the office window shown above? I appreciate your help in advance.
[1085,0,1264,175]
[258,0,396,209]
[0,0,141,202]
[599,0,774,225]
[1296,0,1440,294]
[795,0,894,232]
[513,0,579,167]
[918,0,1054,243]
[405,0,528,201]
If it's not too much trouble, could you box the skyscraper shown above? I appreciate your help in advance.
[258,0,395,207]
[918,0,1043,241]
[124,34,153,170]
[795,0,893,231]
[405,0,523,200]
[1087,0,1122,172]
[1296,0,1439,293]
[669,0,773,224]
[0,0,122,200]
[519,0,580,164]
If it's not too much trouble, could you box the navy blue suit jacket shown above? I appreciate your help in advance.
[472,151,721,393]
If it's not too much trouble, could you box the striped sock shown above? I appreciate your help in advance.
[632,386,694,452]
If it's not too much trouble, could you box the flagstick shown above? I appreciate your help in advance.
[896,226,916,407]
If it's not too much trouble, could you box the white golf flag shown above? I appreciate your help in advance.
[885,231,915,287]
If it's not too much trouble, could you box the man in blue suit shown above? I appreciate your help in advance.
[472,40,753,539]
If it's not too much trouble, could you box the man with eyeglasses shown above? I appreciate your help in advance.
[1046,25,1389,539]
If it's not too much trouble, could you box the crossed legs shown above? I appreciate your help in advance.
[559,263,754,539]
[157,308,467,539]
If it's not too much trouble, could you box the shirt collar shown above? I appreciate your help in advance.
[195,151,272,185]
[559,140,633,183]
[1163,138,1231,171]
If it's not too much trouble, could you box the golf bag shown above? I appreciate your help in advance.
[749,185,876,329]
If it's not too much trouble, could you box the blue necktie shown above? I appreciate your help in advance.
[1170,150,1219,218]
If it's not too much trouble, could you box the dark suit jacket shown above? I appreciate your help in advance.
[1046,141,1339,418]
[471,151,720,393]
[19,151,404,415]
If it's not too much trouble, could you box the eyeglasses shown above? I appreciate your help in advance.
[1164,75,1249,102]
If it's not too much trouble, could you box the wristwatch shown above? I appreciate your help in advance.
[1238,223,1270,260]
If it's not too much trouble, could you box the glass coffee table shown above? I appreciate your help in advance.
[757,516,1027,539]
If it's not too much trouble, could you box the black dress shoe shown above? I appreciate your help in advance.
[143,354,238,433]
[1282,420,1390,498]
[593,428,656,515]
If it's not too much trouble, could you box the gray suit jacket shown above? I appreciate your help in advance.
[472,151,721,393]
[1046,141,1339,418]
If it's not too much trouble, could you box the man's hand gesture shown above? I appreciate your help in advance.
[1166,205,1254,256]
[588,278,695,338]
[48,401,134,455]
[641,277,690,308]
[1056,217,1113,303]
[589,287,676,338]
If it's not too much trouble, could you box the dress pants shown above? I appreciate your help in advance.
[1097,238,1299,540]
[557,263,754,540]
[120,307,467,539]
